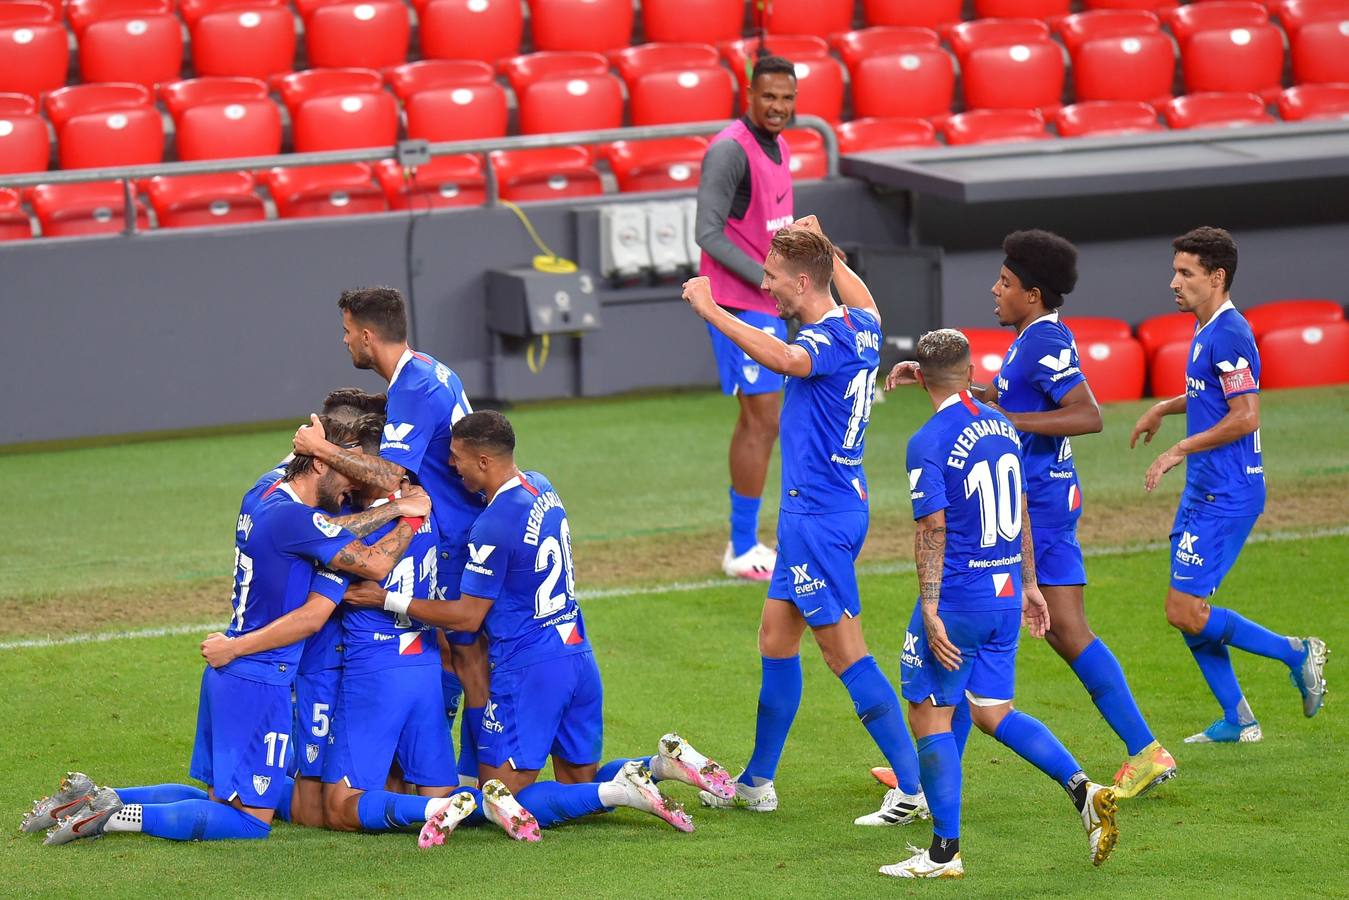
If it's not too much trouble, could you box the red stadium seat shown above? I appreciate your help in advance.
[605,137,708,192]
[0,1,54,22]
[1056,9,1162,52]
[45,83,164,168]
[1072,33,1175,105]
[1161,91,1274,128]
[1055,100,1164,135]
[141,171,266,227]
[962,41,1066,113]
[162,77,282,160]
[304,0,409,70]
[642,0,742,44]
[611,42,721,80]
[1149,338,1190,395]
[374,155,485,209]
[0,92,49,173]
[963,327,1015,384]
[0,186,31,240]
[1076,337,1146,402]
[1084,0,1177,11]
[499,51,609,96]
[1137,311,1194,360]
[276,68,398,152]
[851,46,956,119]
[189,4,296,80]
[0,7,67,98]
[68,0,183,89]
[30,180,149,236]
[783,127,828,180]
[1258,321,1349,388]
[1244,298,1344,337]
[612,44,735,126]
[517,71,624,135]
[1061,316,1133,340]
[1166,0,1268,42]
[489,146,603,202]
[419,0,522,63]
[263,163,388,217]
[765,0,853,37]
[974,0,1072,20]
[863,0,963,30]
[833,27,941,68]
[1274,0,1349,35]
[943,108,1050,144]
[949,18,1052,59]
[1291,20,1349,84]
[837,116,939,151]
[1278,82,1349,119]
[723,36,846,122]
[386,60,507,141]
[1181,24,1285,101]
[528,0,632,53]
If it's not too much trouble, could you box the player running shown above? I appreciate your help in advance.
[1130,226,1328,743]
[881,329,1118,878]
[681,217,926,823]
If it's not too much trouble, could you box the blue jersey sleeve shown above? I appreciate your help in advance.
[793,316,851,378]
[458,513,512,602]
[308,566,349,604]
[273,504,358,567]
[1028,328,1086,405]
[1208,326,1260,400]
[906,434,948,521]
[380,385,436,474]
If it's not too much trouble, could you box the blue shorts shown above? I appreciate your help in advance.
[1032,525,1087,587]
[442,665,463,717]
[478,652,603,771]
[292,666,341,778]
[708,309,787,396]
[437,545,481,646]
[323,663,456,790]
[1170,503,1259,597]
[900,601,1021,707]
[768,508,867,627]
[189,667,293,809]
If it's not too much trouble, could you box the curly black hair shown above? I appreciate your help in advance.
[1002,229,1079,310]
[1173,226,1237,291]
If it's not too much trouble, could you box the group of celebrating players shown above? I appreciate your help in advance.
[19,214,1330,880]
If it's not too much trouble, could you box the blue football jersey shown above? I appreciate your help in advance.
[458,472,590,673]
[236,460,287,529]
[780,306,883,514]
[342,511,442,676]
[907,391,1025,612]
[381,349,484,550]
[224,482,357,684]
[994,312,1085,529]
[1183,302,1265,517]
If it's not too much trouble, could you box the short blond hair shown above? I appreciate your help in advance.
[916,329,971,384]
[769,227,835,290]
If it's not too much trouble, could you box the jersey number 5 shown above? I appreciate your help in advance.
[534,517,576,618]
[964,453,1023,547]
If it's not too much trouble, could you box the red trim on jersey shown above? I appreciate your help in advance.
[262,480,282,498]
[410,350,432,364]
[959,390,980,415]
[841,306,854,330]
[518,475,540,497]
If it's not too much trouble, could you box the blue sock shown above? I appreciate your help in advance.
[356,790,433,831]
[458,706,484,783]
[1070,638,1156,755]
[742,655,803,785]
[140,800,270,841]
[951,700,973,758]
[840,655,921,795]
[442,669,463,729]
[1204,606,1302,667]
[517,781,607,828]
[1183,631,1251,724]
[596,756,653,782]
[113,784,207,804]
[916,732,962,840]
[993,710,1082,788]
[729,487,761,557]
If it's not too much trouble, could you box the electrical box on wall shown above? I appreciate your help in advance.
[486,268,602,337]
[598,204,652,281]
[645,201,689,276]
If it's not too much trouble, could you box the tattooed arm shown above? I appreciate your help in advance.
[293,414,406,493]
[329,519,418,581]
[328,486,431,538]
[915,509,962,671]
[1019,496,1050,638]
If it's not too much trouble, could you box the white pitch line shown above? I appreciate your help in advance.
[2,525,1345,653]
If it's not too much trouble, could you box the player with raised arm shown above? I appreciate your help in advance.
[1130,227,1328,744]
[25,419,427,845]
[344,410,736,844]
[681,218,926,824]
[881,329,1118,878]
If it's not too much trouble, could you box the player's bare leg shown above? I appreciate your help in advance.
[290,776,325,827]
[724,391,779,580]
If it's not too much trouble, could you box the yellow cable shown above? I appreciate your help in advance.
[526,333,551,374]
[500,199,578,274]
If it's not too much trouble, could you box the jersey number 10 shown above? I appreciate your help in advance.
[963,453,1023,548]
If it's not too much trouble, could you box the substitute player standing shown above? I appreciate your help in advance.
[883,329,1118,878]
[682,219,926,822]
[695,55,798,581]
[1131,226,1328,743]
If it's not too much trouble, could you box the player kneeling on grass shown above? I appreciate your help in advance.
[343,409,736,844]
[22,419,427,845]
[878,330,1118,879]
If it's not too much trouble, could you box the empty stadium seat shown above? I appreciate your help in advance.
[141,171,267,228]
[0,92,49,173]
[0,4,67,98]
[1274,0,1349,35]
[1291,20,1349,84]
[1062,316,1133,340]
[612,44,736,126]
[962,327,1015,383]
[277,68,399,152]
[849,45,956,120]
[189,2,296,80]
[488,146,603,202]
[962,41,1066,113]
[500,51,609,96]
[605,137,708,192]
[1137,311,1194,359]
[949,18,1052,59]
[1245,298,1344,337]
[419,0,522,63]
[642,0,742,44]
[1278,82,1349,119]
[723,36,846,122]
[517,71,624,135]
[1161,91,1275,128]
[29,180,149,236]
[162,77,282,160]
[782,127,828,179]
[1166,0,1268,42]
[1084,0,1177,11]
[529,0,632,53]
[374,155,485,209]
[1055,99,1164,135]
[975,0,1072,20]
[385,60,508,141]
[1148,338,1190,395]
[837,116,939,151]
[863,0,963,30]
[1181,24,1285,100]
[1072,33,1175,105]
[68,0,183,89]
[263,163,388,217]
[1076,337,1146,402]
[1056,9,1162,52]
[1258,320,1349,387]
[45,83,164,168]
[765,0,853,37]
[0,186,30,240]
[304,0,410,70]
[943,108,1051,144]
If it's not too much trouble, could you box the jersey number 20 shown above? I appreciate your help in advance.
[964,453,1023,547]
[534,518,576,618]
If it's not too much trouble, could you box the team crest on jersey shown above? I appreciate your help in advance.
[253,775,272,795]
[434,363,451,387]
[306,744,319,764]
[992,572,1016,598]
[1192,342,1203,362]
[742,362,761,384]
[312,513,342,538]
[1215,357,1257,396]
